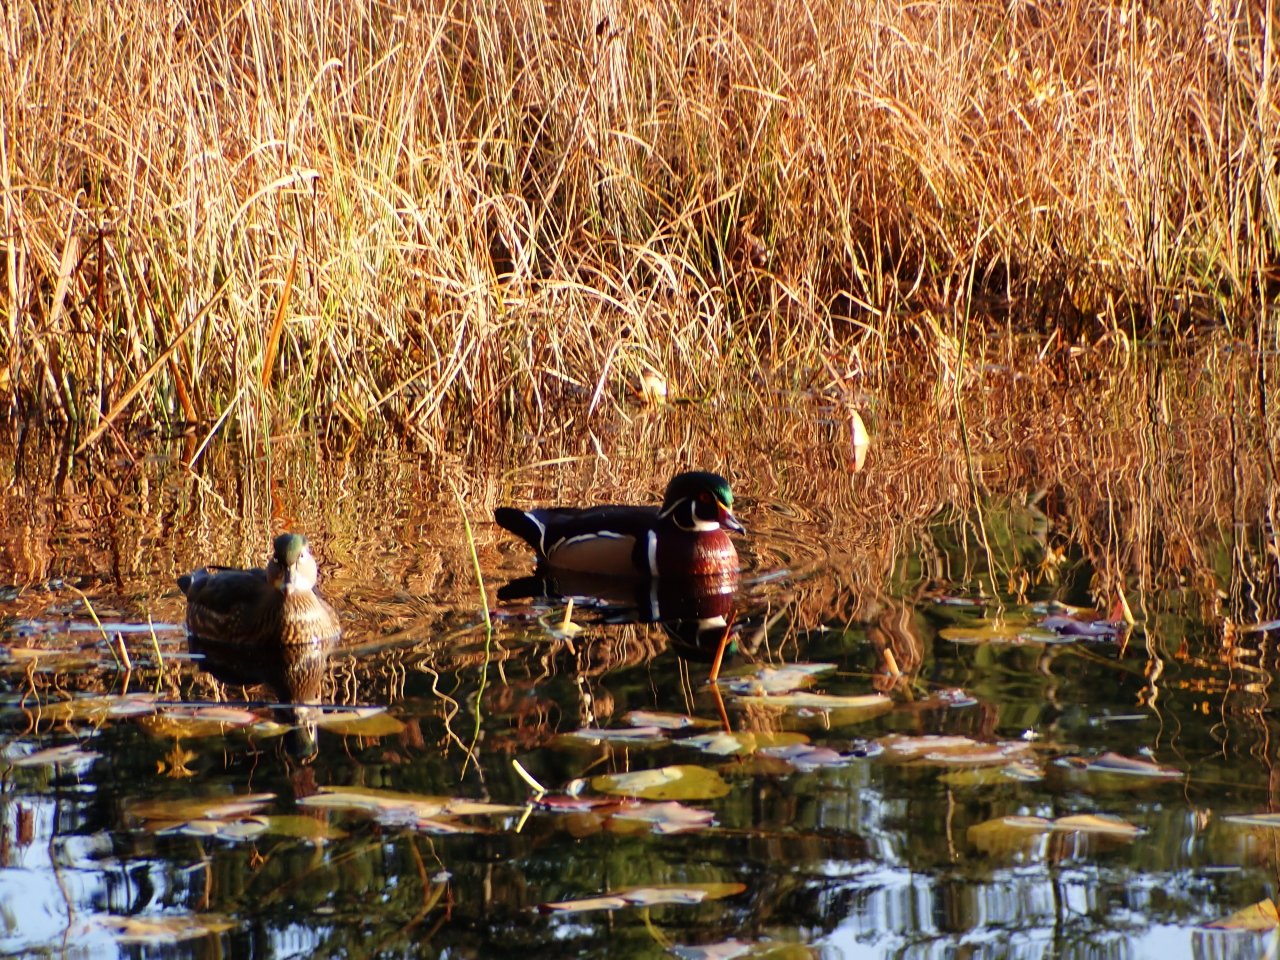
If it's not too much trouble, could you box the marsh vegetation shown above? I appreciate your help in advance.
[1,0,1276,444]
[3,0,1280,956]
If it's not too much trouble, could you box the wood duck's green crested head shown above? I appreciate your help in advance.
[267,532,320,592]
[660,471,745,534]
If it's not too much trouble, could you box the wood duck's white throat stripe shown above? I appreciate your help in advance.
[657,498,685,519]
[660,496,726,532]
[645,531,658,576]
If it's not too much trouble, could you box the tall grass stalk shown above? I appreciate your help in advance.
[1,0,1275,443]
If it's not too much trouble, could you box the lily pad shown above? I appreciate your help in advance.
[535,795,616,813]
[1040,614,1124,639]
[591,764,731,801]
[1052,813,1143,837]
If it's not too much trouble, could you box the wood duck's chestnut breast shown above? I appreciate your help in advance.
[660,530,739,577]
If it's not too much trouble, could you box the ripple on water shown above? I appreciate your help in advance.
[738,495,833,587]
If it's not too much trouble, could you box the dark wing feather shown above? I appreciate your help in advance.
[178,566,271,642]
[496,505,659,557]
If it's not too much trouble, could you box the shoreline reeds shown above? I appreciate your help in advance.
[0,0,1275,441]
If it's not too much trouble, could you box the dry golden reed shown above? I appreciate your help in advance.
[0,0,1275,439]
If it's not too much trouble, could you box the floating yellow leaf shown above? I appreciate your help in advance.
[298,785,523,821]
[591,764,731,801]
[968,813,1141,856]
[1224,813,1280,829]
[940,762,1044,787]
[262,815,347,842]
[314,708,405,737]
[139,706,259,739]
[680,731,808,757]
[156,744,198,779]
[1206,898,1280,931]
[1052,753,1182,793]
[850,407,870,472]
[723,663,837,696]
[879,734,1034,766]
[967,816,1053,855]
[157,817,270,841]
[623,710,707,731]
[96,912,236,944]
[128,792,275,825]
[731,692,893,724]
[607,800,716,835]
[30,694,158,724]
[539,882,746,914]
[939,623,1061,645]
[9,744,100,767]
[563,726,668,744]
[1052,814,1142,837]
[1081,752,1182,779]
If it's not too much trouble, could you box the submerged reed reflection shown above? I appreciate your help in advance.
[2,346,1280,956]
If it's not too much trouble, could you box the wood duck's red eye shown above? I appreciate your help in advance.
[698,491,713,503]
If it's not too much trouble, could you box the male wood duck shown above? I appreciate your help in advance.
[494,470,745,578]
[177,532,342,650]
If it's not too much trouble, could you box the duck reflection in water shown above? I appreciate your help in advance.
[497,569,742,663]
[177,533,341,760]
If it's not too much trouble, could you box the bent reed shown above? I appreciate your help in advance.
[1,0,1275,441]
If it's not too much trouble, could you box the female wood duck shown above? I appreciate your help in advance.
[494,471,745,578]
[177,533,342,650]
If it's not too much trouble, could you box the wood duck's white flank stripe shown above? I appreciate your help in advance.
[645,531,659,576]
[553,530,627,552]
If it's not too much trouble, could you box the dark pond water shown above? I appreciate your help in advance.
[2,369,1279,959]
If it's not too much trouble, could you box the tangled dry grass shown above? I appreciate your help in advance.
[0,0,1276,444]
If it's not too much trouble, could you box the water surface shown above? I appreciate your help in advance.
[2,358,1278,959]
